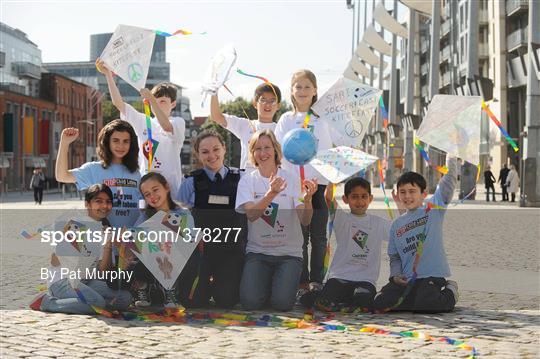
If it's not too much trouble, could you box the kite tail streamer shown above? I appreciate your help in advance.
[236,68,278,100]
[322,183,336,280]
[155,29,207,37]
[414,138,448,175]
[377,160,394,220]
[481,101,519,152]
[189,242,205,301]
[143,99,153,172]
[379,96,389,129]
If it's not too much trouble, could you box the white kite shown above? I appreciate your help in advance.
[131,209,200,290]
[100,24,156,91]
[312,77,381,149]
[310,146,379,184]
[416,95,483,165]
[201,43,237,100]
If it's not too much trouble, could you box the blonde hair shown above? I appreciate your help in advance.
[290,69,318,113]
[248,130,282,167]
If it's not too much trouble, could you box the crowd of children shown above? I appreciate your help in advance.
[30,63,460,315]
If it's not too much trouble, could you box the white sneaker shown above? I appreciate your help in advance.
[163,288,179,309]
[134,283,150,307]
[446,280,460,303]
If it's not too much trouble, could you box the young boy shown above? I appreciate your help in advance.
[210,83,281,170]
[373,156,459,313]
[300,177,390,311]
[96,59,185,195]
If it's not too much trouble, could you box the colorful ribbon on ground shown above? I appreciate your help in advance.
[236,68,278,100]
[82,306,477,358]
[414,138,449,175]
[143,99,153,172]
[377,160,394,220]
[481,101,519,152]
[154,29,206,37]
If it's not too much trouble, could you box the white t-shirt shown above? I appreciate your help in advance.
[235,168,303,258]
[121,103,186,194]
[274,111,337,185]
[223,114,276,170]
[327,210,390,285]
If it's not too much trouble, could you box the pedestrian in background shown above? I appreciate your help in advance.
[505,165,519,203]
[30,167,46,205]
[498,164,510,201]
[483,166,496,202]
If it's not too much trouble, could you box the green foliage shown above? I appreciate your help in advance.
[102,100,145,125]
[215,96,291,122]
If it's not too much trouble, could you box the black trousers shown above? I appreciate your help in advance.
[300,278,376,309]
[33,187,43,204]
[373,277,456,313]
[485,184,496,201]
[179,249,244,309]
[501,185,508,201]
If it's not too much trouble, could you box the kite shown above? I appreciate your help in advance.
[309,146,378,184]
[131,209,200,290]
[416,95,483,165]
[312,77,381,149]
[201,43,238,100]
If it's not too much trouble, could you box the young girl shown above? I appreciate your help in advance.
[129,172,192,308]
[274,70,337,290]
[236,130,317,311]
[177,130,246,308]
[210,83,282,170]
[30,184,132,314]
[55,120,141,228]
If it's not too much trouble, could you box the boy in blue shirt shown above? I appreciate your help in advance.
[373,156,459,313]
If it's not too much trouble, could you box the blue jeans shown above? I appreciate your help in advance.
[41,279,132,315]
[240,253,303,311]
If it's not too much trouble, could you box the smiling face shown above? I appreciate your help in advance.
[343,186,373,216]
[398,183,428,210]
[141,178,170,211]
[197,136,226,172]
[153,96,176,117]
[109,130,131,162]
[85,192,113,221]
[253,91,279,123]
[252,135,276,168]
[292,76,317,111]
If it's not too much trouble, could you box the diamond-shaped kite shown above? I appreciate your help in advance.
[310,146,379,184]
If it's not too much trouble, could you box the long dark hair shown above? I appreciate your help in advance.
[139,172,177,218]
[97,119,139,172]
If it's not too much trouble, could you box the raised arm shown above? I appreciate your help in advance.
[296,179,316,226]
[434,156,459,205]
[243,173,285,222]
[96,58,125,115]
[210,94,227,127]
[139,88,173,133]
[55,128,78,183]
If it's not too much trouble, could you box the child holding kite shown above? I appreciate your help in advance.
[300,177,390,311]
[274,69,339,291]
[236,130,317,311]
[30,184,132,314]
[210,83,282,170]
[177,130,247,309]
[373,156,460,313]
[96,59,186,195]
[55,121,141,228]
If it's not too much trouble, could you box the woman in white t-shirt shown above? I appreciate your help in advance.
[236,130,317,311]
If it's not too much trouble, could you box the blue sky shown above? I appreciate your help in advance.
[2,0,403,116]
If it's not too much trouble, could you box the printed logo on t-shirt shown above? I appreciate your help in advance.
[261,202,279,228]
[395,215,428,237]
[351,229,370,262]
[103,178,138,188]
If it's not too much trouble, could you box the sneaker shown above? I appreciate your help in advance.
[163,288,179,309]
[446,280,460,303]
[134,283,151,307]
[29,292,47,311]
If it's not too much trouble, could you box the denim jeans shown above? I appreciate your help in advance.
[41,279,132,314]
[240,252,303,311]
[301,184,328,284]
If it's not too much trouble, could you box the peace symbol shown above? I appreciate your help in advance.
[345,121,363,138]
[128,63,143,83]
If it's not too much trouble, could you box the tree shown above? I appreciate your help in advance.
[102,100,145,125]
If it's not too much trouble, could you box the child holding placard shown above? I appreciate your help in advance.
[300,177,390,311]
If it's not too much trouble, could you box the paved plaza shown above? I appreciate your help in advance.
[1,188,539,358]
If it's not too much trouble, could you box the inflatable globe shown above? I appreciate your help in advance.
[282,128,318,165]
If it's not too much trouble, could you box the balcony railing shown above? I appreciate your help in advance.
[479,9,488,24]
[506,0,528,17]
[11,61,41,80]
[440,46,451,62]
[0,82,26,94]
[440,21,450,37]
[507,27,528,52]
[421,63,428,75]
[479,43,489,58]
[440,72,451,87]
[0,51,5,68]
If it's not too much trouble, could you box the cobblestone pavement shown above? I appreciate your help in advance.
[1,189,539,358]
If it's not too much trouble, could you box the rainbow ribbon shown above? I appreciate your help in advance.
[481,101,519,152]
[377,160,394,220]
[322,183,336,280]
[143,99,153,172]
[379,96,389,129]
[236,68,278,100]
[154,29,206,37]
[414,138,448,175]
